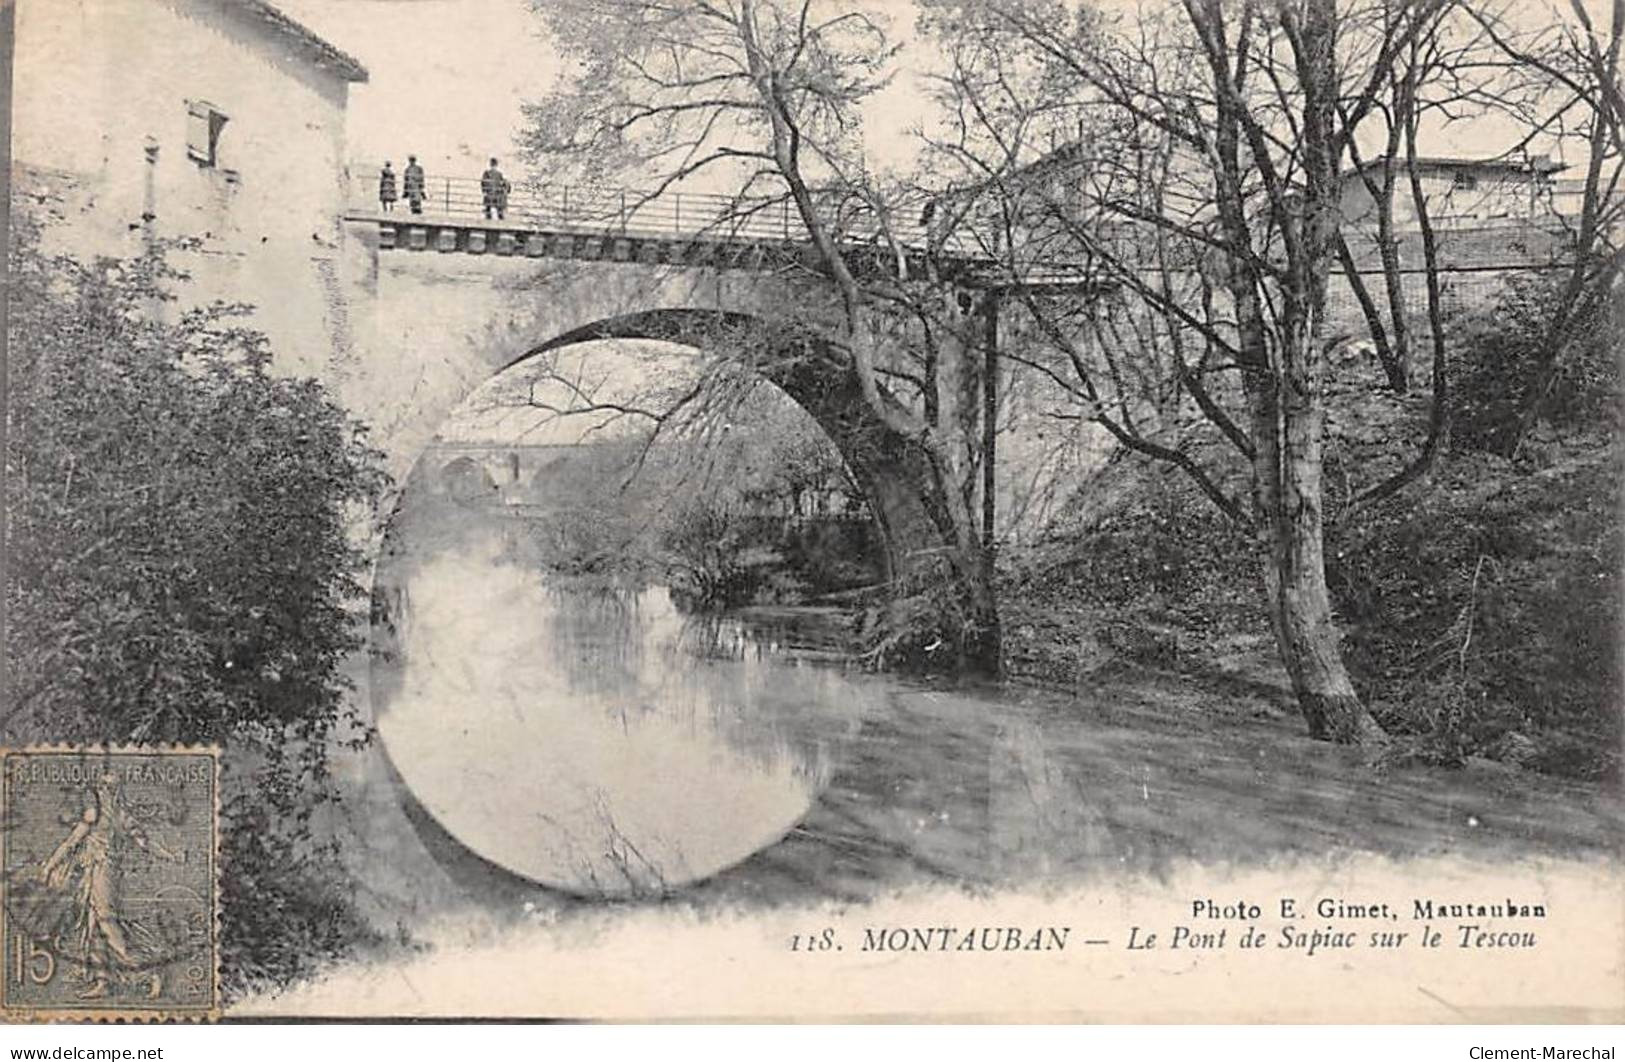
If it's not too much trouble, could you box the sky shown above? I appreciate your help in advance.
[272,0,1609,445]
[277,0,1610,187]
[271,0,927,445]
[276,0,556,176]
[276,0,933,186]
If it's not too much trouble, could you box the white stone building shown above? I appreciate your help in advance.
[11,0,367,378]
[1338,154,1571,228]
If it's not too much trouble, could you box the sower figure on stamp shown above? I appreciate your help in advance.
[378,160,397,212]
[35,770,181,1000]
[481,157,510,220]
[403,154,426,215]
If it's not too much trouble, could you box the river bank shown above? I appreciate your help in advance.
[252,640,1622,1017]
[281,483,1623,1018]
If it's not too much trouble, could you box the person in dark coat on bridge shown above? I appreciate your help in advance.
[403,155,426,215]
[481,158,511,220]
[378,161,397,212]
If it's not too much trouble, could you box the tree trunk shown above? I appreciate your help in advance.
[1236,315,1373,743]
[928,446,1003,678]
[1262,556,1377,742]
[1265,366,1384,743]
[1254,0,1383,745]
[959,567,1002,676]
[1335,234,1403,390]
[1222,190,1376,741]
[1373,162,1412,388]
[974,292,1002,677]
[1239,307,1382,744]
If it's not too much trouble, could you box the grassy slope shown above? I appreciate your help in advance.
[996,390,1620,782]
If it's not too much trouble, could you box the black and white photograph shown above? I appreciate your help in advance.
[1,0,1621,1029]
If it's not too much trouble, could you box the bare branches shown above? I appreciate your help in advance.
[1453,0,1624,452]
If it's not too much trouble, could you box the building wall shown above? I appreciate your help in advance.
[12,0,356,379]
[1339,165,1562,228]
[1327,222,1573,330]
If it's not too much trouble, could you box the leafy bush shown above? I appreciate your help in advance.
[857,567,1000,674]
[1004,325,1620,781]
[660,498,774,609]
[216,755,386,995]
[1319,268,1622,775]
[1449,271,1620,454]
[1327,442,1621,779]
[4,215,390,996]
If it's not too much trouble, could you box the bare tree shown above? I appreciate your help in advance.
[919,0,1475,744]
[519,0,1008,671]
[1464,0,1624,454]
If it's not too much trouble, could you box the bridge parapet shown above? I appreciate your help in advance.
[350,210,840,273]
[340,171,1115,289]
[344,209,1102,296]
[349,170,954,246]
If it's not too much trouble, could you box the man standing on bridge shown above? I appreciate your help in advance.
[378,161,397,212]
[403,155,426,215]
[481,158,510,220]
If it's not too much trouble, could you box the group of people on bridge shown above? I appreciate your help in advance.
[378,156,511,219]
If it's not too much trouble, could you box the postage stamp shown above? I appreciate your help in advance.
[0,747,220,1021]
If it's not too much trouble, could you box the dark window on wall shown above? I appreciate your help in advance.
[1451,169,1479,191]
[186,100,229,167]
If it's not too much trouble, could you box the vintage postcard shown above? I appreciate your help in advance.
[2,0,1621,1026]
[0,748,220,1022]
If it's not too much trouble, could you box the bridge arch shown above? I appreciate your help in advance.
[506,307,951,592]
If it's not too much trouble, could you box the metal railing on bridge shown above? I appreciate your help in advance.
[348,169,987,256]
[354,170,1234,294]
[348,165,1600,279]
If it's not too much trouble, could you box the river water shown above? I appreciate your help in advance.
[373,524,881,897]
[369,501,1621,908]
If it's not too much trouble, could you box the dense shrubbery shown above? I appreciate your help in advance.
[857,572,987,673]
[482,379,881,611]
[1328,271,1621,776]
[1328,441,1620,777]
[661,499,779,609]
[999,460,1265,682]
[4,216,390,996]
[1006,271,1621,779]
[1449,272,1620,454]
[664,506,882,612]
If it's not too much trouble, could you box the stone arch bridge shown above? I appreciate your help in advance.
[334,194,1013,590]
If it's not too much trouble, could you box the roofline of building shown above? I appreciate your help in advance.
[224,0,369,83]
[1342,154,1568,177]
[1023,143,1571,183]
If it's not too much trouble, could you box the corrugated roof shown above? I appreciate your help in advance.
[222,0,369,83]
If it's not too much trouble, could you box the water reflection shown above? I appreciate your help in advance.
[360,504,1619,921]
[372,526,871,898]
